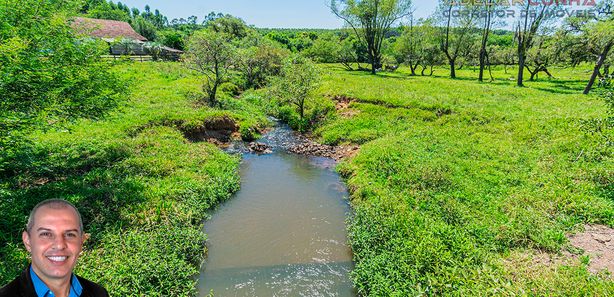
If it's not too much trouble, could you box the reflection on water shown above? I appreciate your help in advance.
[199,125,354,296]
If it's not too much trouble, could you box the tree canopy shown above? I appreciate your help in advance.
[331,0,413,74]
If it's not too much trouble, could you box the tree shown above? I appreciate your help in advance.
[584,20,613,94]
[396,16,420,75]
[396,19,441,76]
[238,36,289,89]
[156,29,186,50]
[330,0,413,74]
[305,33,342,63]
[515,1,557,87]
[338,37,360,70]
[524,35,555,81]
[478,0,503,82]
[437,1,479,79]
[0,0,126,165]
[269,55,321,131]
[183,29,236,106]
[86,1,131,21]
[133,15,157,41]
[204,13,250,40]
[581,1,614,94]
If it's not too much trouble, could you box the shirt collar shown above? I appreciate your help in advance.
[29,265,83,297]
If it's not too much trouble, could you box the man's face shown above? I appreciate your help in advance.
[22,206,85,284]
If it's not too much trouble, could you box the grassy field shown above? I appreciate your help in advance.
[315,65,614,295]
[0,62,268,296]
[1,60,612,296]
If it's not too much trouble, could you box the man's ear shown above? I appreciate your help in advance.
[22,231,31,252]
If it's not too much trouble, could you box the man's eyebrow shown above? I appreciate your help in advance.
[35,228,80,233]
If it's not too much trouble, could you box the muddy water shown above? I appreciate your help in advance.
[199,126,355,297]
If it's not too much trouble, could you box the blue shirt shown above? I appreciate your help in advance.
[29,266,83,297]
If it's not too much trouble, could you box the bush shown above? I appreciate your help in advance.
[0,0,126,160]
[218,82,241,97]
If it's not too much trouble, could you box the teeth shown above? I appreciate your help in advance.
[47,256,67,262]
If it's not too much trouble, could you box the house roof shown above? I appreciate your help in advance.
[72,17,147,41]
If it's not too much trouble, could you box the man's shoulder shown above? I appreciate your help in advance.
[75,275,109,297]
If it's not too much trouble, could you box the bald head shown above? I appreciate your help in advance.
[26,199,83,234]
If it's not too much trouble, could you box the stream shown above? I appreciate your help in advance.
[199,124,355,297]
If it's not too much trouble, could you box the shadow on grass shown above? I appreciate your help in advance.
[0,143,145,248]
[341,68,414,81]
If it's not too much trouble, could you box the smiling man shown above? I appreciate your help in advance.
[0,199,108,297]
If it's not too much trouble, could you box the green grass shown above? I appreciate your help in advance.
[0,61,268,296]
[2,60,612,296]
[316,64,614,295]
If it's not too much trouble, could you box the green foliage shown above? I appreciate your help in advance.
[330,0,413,73]
[396,20,442,75]
[78,227,206,297]
[205,14,250,40]
[304,33,342,63]
[132,15,158,40]
[156,29,186,50]
[184,29,237,106]
[237,36,289,89]
[268,55,321,131]
[0,0,126,170]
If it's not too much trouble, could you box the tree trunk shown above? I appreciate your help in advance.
[410,63,418,76]
[517,54,525,87]
[530,70,537,81]
[486,52,494,81]
[209,83,218,107]
[584,42,612,95]
[450,59,456,79]
[479,48,486,82]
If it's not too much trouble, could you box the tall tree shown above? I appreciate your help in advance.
[330,0,413,74]
[437,1,478,79]
[515,1,557,87]
[397,19,441,76]
[396,15,420,75]
[478,0,502,82]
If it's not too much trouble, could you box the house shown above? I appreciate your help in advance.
[71,17,182,61]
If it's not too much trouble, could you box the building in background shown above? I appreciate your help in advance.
[72,17,182,61]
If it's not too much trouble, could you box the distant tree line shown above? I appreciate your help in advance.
[80,0,612,94]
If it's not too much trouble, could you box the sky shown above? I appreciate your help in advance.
[117,0,439,29]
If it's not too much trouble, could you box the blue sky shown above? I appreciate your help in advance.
[118,0,439,28]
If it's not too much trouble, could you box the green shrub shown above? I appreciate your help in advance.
[218,82,241,97]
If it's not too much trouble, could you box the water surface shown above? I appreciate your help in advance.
[199,126,355,297]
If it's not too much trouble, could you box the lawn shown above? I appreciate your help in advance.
[315,64,614,295]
